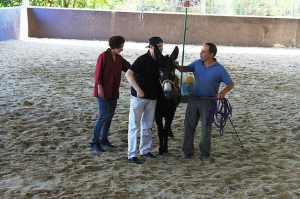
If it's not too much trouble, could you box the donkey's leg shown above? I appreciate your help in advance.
[168,108,177,140]
[163,128,169,154]
[168,128,174,140]
[169,96,180,140]
[164,119,172,153]
[167,110,176,139]
[164,111,176,153]
[155,114,164,155]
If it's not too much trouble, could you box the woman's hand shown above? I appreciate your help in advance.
[98,85,105,98]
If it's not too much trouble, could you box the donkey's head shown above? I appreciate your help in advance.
[154,45,179,99]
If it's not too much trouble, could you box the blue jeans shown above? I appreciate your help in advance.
[91,98,117,144]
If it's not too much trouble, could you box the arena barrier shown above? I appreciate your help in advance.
[1,7,300,48]
[0,7,21,41]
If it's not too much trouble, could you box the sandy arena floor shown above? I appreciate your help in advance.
[0,38,300,198]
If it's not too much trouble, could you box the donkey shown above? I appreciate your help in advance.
[154,45,181,155]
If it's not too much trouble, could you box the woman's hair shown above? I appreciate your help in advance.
[109,35,125,49]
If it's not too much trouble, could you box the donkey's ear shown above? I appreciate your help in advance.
[154,45,163,61]
[170,46,179,61]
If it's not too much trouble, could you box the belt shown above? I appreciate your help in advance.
[192,95,215,100]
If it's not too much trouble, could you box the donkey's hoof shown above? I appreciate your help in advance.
[168,136,175,140]
[159,148,164,155]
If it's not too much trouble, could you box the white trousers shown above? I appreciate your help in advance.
[127,96,157,159]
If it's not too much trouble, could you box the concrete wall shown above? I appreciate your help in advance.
[185,14,300,48]
[1,7,297,48]
[0,8,21,41]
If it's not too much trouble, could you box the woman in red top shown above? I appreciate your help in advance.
[91,35,130,152]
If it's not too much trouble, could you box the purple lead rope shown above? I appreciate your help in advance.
[202,96,249,159]
[205,97,232,136]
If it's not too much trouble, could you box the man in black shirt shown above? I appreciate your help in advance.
[125,37,164,164]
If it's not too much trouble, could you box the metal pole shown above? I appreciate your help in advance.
[229,118,249,159]
[180,7,188,90]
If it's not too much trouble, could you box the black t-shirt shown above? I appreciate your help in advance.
[130,51,160,100]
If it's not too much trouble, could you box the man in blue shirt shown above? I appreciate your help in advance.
[176,42,234,163]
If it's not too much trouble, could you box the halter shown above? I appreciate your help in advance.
[159,79,178,94]
[158,78,180,110]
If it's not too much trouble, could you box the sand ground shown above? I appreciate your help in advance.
[0,38,300,198]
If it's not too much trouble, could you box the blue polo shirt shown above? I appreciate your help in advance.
[187,59,232,97]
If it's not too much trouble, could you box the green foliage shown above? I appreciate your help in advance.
[30,0,45,6]
[206,0,296,16]
[88,0,114,9]
[0,0,299,16]
[0,0,121,8]
[0,0,22,7]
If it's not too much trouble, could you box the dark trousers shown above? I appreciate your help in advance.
[91,98,117,144]
[182,96,214,157]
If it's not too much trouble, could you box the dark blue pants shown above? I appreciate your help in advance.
[91,98,117,144]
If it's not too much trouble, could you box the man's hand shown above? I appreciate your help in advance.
[174,61,179,68]
[126,69,145,98]
[217,91,225,99]
[174,62,189,72]
[136,89,145,98]
[217,82,234,99]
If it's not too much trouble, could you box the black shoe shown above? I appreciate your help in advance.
[200,156,210,164]
[179,154,192,160]
[100,138,116,148]
[90,143,105,152]
[141,152,157,158]
[128,157,142,164]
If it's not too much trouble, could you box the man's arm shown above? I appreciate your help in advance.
[217,82,234,99]
[174,61,189,72]
[125,69,145,98]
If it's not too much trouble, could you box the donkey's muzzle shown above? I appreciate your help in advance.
[163,82,174,99]
[164,91,173,99]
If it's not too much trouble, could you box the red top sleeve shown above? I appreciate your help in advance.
[94,52,106,86]
[93,49,130,98]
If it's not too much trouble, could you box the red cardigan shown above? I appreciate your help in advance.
[93,49,130,99]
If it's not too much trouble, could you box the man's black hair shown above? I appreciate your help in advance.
[205,42,217,57]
